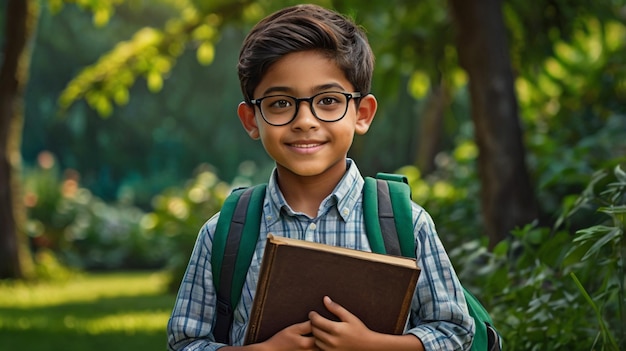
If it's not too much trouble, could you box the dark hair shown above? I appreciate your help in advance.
[237,4,374,103]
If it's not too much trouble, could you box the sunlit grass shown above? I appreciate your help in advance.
[0,270,168,307]
[0,271,175,350]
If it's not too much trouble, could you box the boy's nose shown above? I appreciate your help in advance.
[291,101,319,130]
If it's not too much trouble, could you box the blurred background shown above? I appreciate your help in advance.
[1,0,625,350]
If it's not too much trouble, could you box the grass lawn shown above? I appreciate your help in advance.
[0,270,176,351]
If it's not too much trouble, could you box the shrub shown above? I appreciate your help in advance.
[449,165,625,351]
[24,152,171,271]
[144,161,262,291]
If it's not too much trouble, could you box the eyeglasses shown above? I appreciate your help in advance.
[250,91,362,126]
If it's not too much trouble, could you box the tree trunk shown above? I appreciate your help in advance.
[448,0,537,248]
[0,0,38,279]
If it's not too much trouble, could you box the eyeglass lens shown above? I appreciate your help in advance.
[259,92,351,125]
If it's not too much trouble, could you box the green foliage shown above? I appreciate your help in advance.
[25,3,269,203]
[16,1,626,347]
[60,193,169,270]
[24,151,79,251]
[23,152,265,290]
[146,160,267,290]
[32,249,78,282]
[56,0,254,117]
[564,166,626,349]
[449,165,626,350]
[398,135,483,248]
[29,0,625,206]
[517,15,626,213]
[48,0,125,27]
[145,163,231,290]
[24,152,171,271]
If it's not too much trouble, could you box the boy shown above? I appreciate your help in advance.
[167,4,474,351]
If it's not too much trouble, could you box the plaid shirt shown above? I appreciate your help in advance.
[167,160,474,350]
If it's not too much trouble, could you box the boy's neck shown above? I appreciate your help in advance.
[275,163,348,218]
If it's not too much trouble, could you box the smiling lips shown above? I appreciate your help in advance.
[288,141,326,153]
[291,143,322,148]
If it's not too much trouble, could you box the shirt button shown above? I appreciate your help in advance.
[309,223,317,230]
[266,215,272,221]
[342,208,350,216]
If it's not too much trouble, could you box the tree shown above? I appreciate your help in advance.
[52,0,540,249]
[449,0,537,247]
[0,0,39,279]
[2,0,259,279]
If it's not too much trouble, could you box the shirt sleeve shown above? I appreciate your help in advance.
[167,215,227,351]
[404,204,475,351]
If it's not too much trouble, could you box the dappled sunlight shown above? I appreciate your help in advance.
[5,1,623,350]
[0,271,169,308]
[82,311,171,334]
[0,271,174,350]
[431,181,456,200]
[3,304,170,334]
[166,197,190,220]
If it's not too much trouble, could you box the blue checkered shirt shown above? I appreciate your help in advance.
[167,160,474,350]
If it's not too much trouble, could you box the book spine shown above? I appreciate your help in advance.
[394,269,421,334]
[244,239,278,344]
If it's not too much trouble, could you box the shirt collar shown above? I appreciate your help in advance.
[265,159,364,225]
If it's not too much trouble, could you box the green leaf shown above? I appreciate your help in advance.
[573,225,613,243]
[146,72,163,93]
[598,205,626,215]
[408,71,430,99]
[93,8,112,27]
[614,164,626,183]
[113,88,129,106]
[570,272,620,350]
[196,42,215,66]
[580,227,621,261]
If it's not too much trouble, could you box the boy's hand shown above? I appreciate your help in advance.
[262,320,318,351]
[309,296,378,351]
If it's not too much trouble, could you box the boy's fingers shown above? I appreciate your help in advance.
[322,296,354,322]
[290,320,313,335]
[308,308,334,332]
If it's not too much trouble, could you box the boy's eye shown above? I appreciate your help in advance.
[268,98,293,109]
[318,96,340,105]
[315,93,345,110]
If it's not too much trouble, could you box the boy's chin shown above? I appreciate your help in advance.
[276,160,347,179]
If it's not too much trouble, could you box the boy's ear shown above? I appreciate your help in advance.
[237,101,260,139]
[355,94,377,135]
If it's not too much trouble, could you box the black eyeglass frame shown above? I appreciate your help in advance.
[250,91,362,126]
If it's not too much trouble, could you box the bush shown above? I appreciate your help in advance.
[145,162,263,291]
[61,192,170,270]
[24,152,170,271]
[24,152,263,286]
[449,165,625,351]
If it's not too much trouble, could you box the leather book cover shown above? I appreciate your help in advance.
[244,234,421,344]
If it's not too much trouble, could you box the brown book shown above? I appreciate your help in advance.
[244,234,421,344]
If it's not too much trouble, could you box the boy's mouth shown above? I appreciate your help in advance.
[290,143,323,148]
[287,141,326,154]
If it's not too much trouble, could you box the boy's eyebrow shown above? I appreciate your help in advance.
[260,83,348,97]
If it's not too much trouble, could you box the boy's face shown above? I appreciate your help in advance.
[237,50,377,182]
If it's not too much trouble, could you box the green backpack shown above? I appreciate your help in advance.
[211,173,502,350]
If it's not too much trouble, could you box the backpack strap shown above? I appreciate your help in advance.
[369,174,502,351]
[363,173,414,257]
[464,288,500,351]
[212,184,266,344]
[211,173,502,350]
